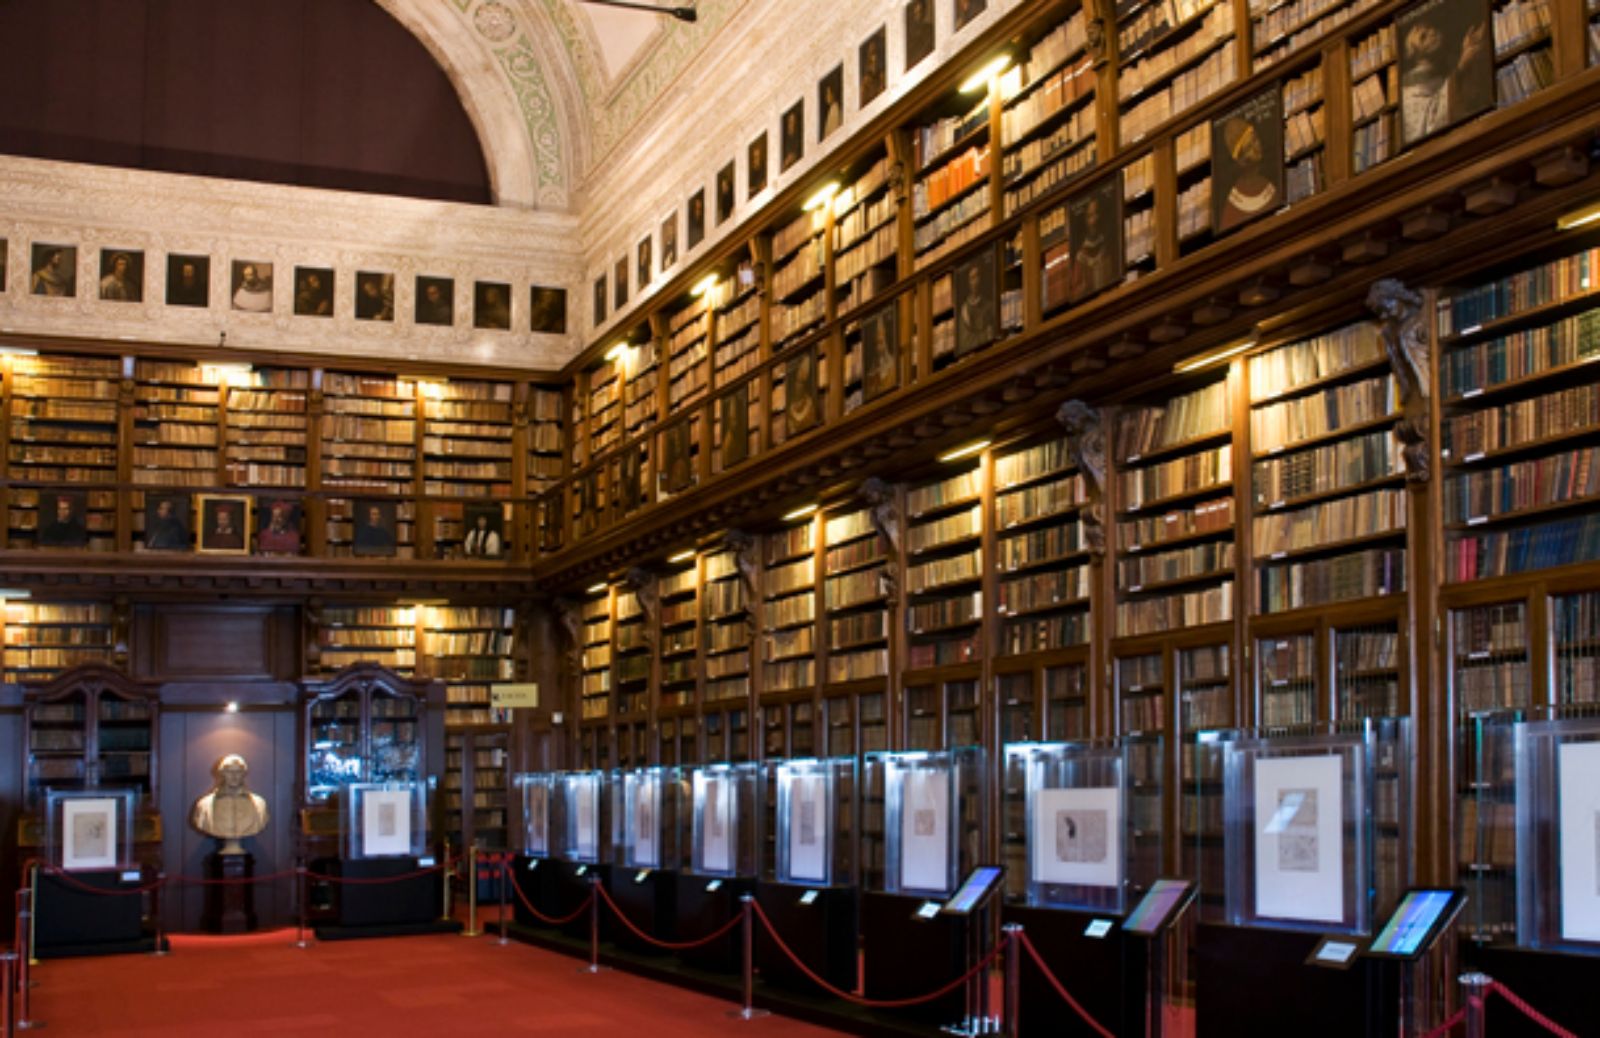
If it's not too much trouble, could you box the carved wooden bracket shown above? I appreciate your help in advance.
[553,596,584,676]
[1056,399,1106,557]
[724,529,759,639]
[1366,278,1430,484]
[859,476,902,605]
[623,566,659,646]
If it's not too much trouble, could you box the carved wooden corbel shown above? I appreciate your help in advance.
[623,566,659,646]
[1057,399,1107,557]
[725,529,759,639]
[859,477,901,605]
[1366,278,1430,484]
[553,596,584,677]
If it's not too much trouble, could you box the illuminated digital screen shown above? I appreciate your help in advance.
[1123,880,1194,936]
[1367,889,1465,959]
[1084,919,1114,938]
[942,866,1004,915]
[799,889,819,905]
[706,879,723,892]
[916,901,942,920]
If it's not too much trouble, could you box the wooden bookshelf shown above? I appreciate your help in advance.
[316,604,417,674]
[763,515,817,694]
[225,366,309,489]
[905,462,985,670]
[4,600,115,685]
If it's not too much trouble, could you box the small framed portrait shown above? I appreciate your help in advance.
[352,499,398,557]
[355,271,394,321]
[953,247,999,358]
[415,275,454,326]
[637,236,653,288]
[142,493,191,552]
[719,384,750,467]
[785,349,820,437]
[0,238,8,290]
[98,249,144,303]
[748,133,769,198]
[614,256,629,310]
[474,280,512,330]
[38,489,89,549]
[530,285,567,334]
[905,0,936,71]
[257,497,302,555]
[687,189,706,249]
[818,66,844,142]
[660,214,678,271]
[619,445,644,514]
[578,472,601,532]
[166,253,210,308]
[662,421,693,493]
[1212,88,1285,235]
[861,303,900,402]
[593,274,608,325]
[294,266,334,317]
[30,243,76,298]
[1068,177,1125,303]
[1398,0,1493,147]
[197,494,251,555]
[860,27,888,106]
[540,499,564,552]
[717,162,736,224]
[780,100,804,173]
[954,0,988,31]
[462,502,506,559]
[230,260,274,313]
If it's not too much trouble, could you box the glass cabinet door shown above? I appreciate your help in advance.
[998,671,1035,745]
[1552,591,1600,706]
[1333,621,1401,720]
[1044,662,1089,740]
[308,688,363,800]
[1450,601,1530,713]
[369,688,421,785]
[1257,633,1315,727]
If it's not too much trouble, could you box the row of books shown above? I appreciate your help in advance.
[1001,612,1089,654]
[1117,380,1230,458]
[766,557,815,594]
[1249,373,1397,448]
[766,624,814,661]
[1121,44,1237,144]
[1119,445,1232,510]
[765,593,816,630]
[1119,0,1219,61]
[1252,486,1406,555]
[1444,445,1600,522]
[1250,323,1383,401]
[908,505,982,554]
[321,416,416,443]
[828,647,888,683]
[912,99,990,170]
[1182,685,1231,730]
[1252,428,1401,505]
[1442,309,1600,398]
[998,520,1087,570]
[1120,495,1234,550]
[998,565,1091,613]
[1456,660,1531,713]
[11,376,120,401]
[1001,58,1093,146]
[13,399,119,422]
[907,631,980,669]
[1120,690,1167,734]
[1257,545,1405,611]
[704,581,746,617]
[1117,579,1233,635]
[1449,512,1600,580]
[1352,111,1395,174]
[1120,3,1236,102]
[1444,381,1600,458]
[1441,246,1600,333]
[996,474,1087,527]
[914,184,991,254]
[1495,47,1555,109]
[908,591,982,633]
[831,611,888,647]
[908,549,982,593]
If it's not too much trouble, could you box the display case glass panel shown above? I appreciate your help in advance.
[618,766,682,870]
[1515,715,1600,954]
[691,762,758,877]
[514,772,556,858]
[863,746,984,897]
[557,770,605,864]
[769,756,856,887]
[44,786,139,871]
[343,781,428,859]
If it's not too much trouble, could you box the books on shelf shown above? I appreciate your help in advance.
[1252,487,1407,555]
[1117,381,1230,458]
[1258,546,1405,611]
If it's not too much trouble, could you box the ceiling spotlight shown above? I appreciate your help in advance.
[578,0,696,21]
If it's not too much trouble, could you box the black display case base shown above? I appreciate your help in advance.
[1197,923,1393,1038]
[201,852,258,934]
[860,890,966,1026]
[1461,943,1595,1038]
[673,873,749,973]
[608,867,677,955]
[1003,903,1142,1037]
[308,856,456,940]
[755,881,858,998]
[509,854,556,928]
[33,868,151,959]
[551,860,610,941]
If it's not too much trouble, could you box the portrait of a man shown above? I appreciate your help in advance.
[954,248,998,358]
[530,286,567,334]
[619,446,644,514]
[786,349,820,437]
[687,190,706,249]
[663,421,693,493]
[166,254,210,308]
[1068,179,1124,302]
[30,244,76,298]
[614,256,629,311]
[294,267,334,317]
[355,271,394,322]
[661,214,678,271]
[905,0,935,70]
[462,503,505,559]
[780,101,804,173]
[819,67,844,141]
[860,27,888,106]
[352,499,398,557]
[1212,88,1285,235]
[1398,0,1492,146]
[955,0,988,30]
[474,281,512,330]
[720,385,750,467]
[593,274,608,326]
[748,133,769,198]
[143,493,191,552]
[862,304,900,402]
[38,490,89,548]
[230,260,273,313]
[637,235,653,289]
[717,162,737,224]
[257,498,301,555]
[99,250,143,303]
[415,276,454,326]
[197,495,250,554]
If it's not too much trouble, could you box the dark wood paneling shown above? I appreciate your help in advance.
[0,687,20,943]
[134,604,298,682]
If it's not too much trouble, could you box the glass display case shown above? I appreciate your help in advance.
[616,766,682,870]
[1004,738,1162,913]
[302,665,434,803]
[1515,714,1600,955]
[342,781,429,859]
[44,786,140,871]
[556,770,605,864]
[768,756,857,886]
[691,762,758,877]
[514,772,556,858]
[862,746,984,897]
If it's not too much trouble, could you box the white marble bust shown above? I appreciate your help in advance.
[191,753,270,855]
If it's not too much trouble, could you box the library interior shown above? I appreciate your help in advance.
[1,0,1600,1034]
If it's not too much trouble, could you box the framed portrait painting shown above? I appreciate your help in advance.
[663,421,694,493]
[356,271,394,321]
[785,349,820,437]
[1398,0,1493,147]
[953,247,998,358]
[717,162,736,225]
[905,0,936,70]
[619,445,644,514]
[462,502,505,559]
[166,253,210,308]
[593,274,607,326]
[614,256,629,311]
[98,249,144,303]
[30,243,76,298]
[143,492,191,552]
[748,132,769,198]
[720,384,750,467]
[1212,88,1285,235]
[197,494,251,555]
[257,497,302,555]
[637,235,653,289]
[818,66,844,142]
[1068,177,1124,303]
[530,285,567,334]
[780,101,804,173]
[860,27,888,106]
[474,280,512,330]
[862,303,900,402]
[352,499,399,557]
[38,489,89,549]
[294,266,334,317]
[230,260,273,313]
[661,213,678,271]
[687,189,706,249]
[415,276,454,326]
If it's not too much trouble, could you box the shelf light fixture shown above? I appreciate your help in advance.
[586,582,608,595]
[604,341,630,362]
[668,548,696,563]
[691,273,719,297]
[960,54,1014,94]
[1174,336,1257,374]
[803,182,841,212]
[0,589,33,600]
[783,503,818,521]
[0,346,40,357]
[1557,199,1600,232]
[938,439,990,463]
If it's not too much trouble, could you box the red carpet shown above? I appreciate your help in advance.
[30,929,853,1036]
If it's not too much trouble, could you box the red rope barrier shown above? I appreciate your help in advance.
[1488,981,1580,1038]
[749,898,1004,1009]
[34,868,167,897]
[594,883,744,951]
[1016,931,1117,1038]
[1420,1005,1467,1038]
[505,868,595,928]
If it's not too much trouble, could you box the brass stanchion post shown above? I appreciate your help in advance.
[1003,924,1024,1038]
[3,950,16,1038]
[497,858,509,946]
[26,865,37,967]
[728,895,769,1020]
[578,874,607,974]
[441,839,453,922]
[462,846,482,937]
[1460,972,1492,1038]
[150,870,167,956]
[295,863,309,949]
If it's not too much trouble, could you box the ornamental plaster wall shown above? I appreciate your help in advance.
[578,0,1027,346]
[0,156,582,371]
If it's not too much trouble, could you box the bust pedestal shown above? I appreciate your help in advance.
[201,851,258,934]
